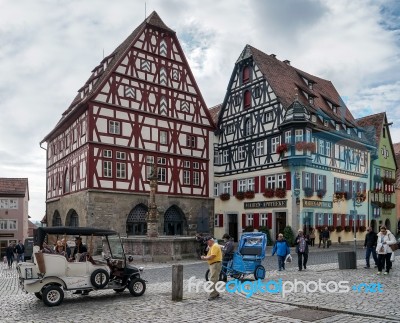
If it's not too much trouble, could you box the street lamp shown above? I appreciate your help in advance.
[351,190,365,252]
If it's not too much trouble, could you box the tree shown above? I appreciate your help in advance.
[283,226,295,247]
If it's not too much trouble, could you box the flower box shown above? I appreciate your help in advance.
[328,225,335,232]
[304,187,313,197]
[244,190,255,199]
[263,188,275,198]
[336,226,343,233]
[295,141,307,151]
[306,142,316,153]
[371,201,382,208]
[355,192,366,202]
[275,187,286,198]
[235,191,245,200]
[344,226,351,232]
[219,193,230,201]
[359,226,366,232]
[276,143,289,155]
[382,201,395,209]
[317,189,326,199]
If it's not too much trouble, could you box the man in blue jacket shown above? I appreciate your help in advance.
[272,234,290,271]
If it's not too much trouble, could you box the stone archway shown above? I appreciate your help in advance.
[52,210,62,227]
[66,209,79,227]
[164,205,186,235]
[126,204,148,235]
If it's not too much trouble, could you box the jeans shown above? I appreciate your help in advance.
[377,253,392,273]
[277,255,285,270]
[17,253,24,263]
[6,255,14,267]
[298,252,308,270]
[365,247,378,267]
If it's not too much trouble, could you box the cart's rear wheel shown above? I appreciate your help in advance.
[90,269,109,289]
[254,265,266,280]
[205,269,227,282]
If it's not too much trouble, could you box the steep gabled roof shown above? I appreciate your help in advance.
[356,112,386,145]
[239,45,356,126]
[209,104,222,125]
[42,11,175,143]
[0,178,29,199]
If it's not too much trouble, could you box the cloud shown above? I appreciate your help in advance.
[1,0,400,222]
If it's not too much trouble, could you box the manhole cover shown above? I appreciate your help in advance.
[274,308,337,321]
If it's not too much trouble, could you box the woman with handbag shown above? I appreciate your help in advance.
[376,226,397,275]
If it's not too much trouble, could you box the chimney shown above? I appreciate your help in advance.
[283,60,291,65]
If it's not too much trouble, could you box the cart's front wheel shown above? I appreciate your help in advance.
[128,278,146,296]
[254,265,266,280]
[42,285,64,307]
[205,269,227,282]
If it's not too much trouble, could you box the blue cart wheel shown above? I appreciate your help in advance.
[254,265,265,280]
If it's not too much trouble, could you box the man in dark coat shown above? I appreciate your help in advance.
[363,226,378,269]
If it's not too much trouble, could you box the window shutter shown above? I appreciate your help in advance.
[348,180,352,194]
[341,214,346,227]
[242,214,246,228]
[260,176,265,191]
[311,173,315,191]
[349,214,353,229]
[219,214,224,227]
[323,175,327,191]
[324,213,328,226]
[267,213,272,229]
[254,176,259,193]
[302,172,306,189]
[286,171,291,190]
[243,66,250,83]
[244,90,251,108]
[333,213,337,227]
[253,213,259,229]
[233,180,238,195]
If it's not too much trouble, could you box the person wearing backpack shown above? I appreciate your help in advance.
[272,233,290,271]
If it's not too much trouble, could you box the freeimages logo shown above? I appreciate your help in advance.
[187,277,383,298]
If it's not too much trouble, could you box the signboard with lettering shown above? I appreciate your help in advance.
[244,200,287,209]
[302,199,333,209]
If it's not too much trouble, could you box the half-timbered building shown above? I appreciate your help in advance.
[41,12,215,235]
[357,113,398,233]
[213,45,376,242]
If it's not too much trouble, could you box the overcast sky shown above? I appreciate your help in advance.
[1,0,399,222]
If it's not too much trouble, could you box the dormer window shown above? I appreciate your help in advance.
[333,107,337,114]
[358,131,362,139]
[336,124,340,131]
[347,128,351,135]
[308,97,314,105]
[243,66,250,84]
[308,82,313,90]
[311,115,316,123]
[324,120,328,127]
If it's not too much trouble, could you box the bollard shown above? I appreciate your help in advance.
[172,264,183,301]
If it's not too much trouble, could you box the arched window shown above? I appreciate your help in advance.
[52,210,62,226]
[66,209,79,227]
[126,204,148,235]
[164,205,186,235]
[242,66,250,83]
[244,90,251,108]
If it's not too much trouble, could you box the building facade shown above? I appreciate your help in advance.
[41,12,215,236]
[0,178,29,256]
[213,45,375,242]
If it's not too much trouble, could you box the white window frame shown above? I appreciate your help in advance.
[214,183,219,196]
[183,170,190,185]
[103,150,112,158]
[116,151,126,160]
[238,146,245,160]
[157,167,167,183]
[260,213,267,227]
[238,179,246,192]
[271,137,280,154]
[256,141,264,156]
[223,182,231,194]
[266,175,275,189]
[246,214,254,227]
[160,130,168,145]
[109,121,121,135]
[295,129,303,143]
[116,162,126,179]
[277,173,286,189]
[193,171,200,186]
[103,161,112,177]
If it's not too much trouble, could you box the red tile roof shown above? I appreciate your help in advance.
[42,11,174,143]
[242,45,357,126]
[0,178,29,198]
[209,104,222,125]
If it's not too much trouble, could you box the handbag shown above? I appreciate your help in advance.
[390,243,399,252]
[284,254,292,264]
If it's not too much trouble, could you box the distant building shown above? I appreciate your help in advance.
[0,178,29,256]
[392,142,400,233]
[40,12,215,235]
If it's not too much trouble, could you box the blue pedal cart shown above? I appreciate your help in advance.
[206,232,267,281]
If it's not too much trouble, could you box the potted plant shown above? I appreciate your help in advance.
[382,201,395,209]
[304,187,313,197]
[275,187,286,198]
[235,191,245,200]
[344,225,351,232]
[244,190,255,199]
[263,188,275,198]
[316,189,326,199]
[356,192,366,202]
[371,201,382,208]
[276,143,289,155]
[359,225,366,232]
[327,225,335,232]
[219,193,230,201]
[306,142,316,153]
[336,225,343,233]
[295,141,307,151]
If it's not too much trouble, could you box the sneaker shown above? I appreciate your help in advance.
[377,272,382,275]
[298,268,302,271]
[384,272,389,275]
[304,265,306,270]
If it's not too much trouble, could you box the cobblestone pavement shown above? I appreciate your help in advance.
[0,247,398,322]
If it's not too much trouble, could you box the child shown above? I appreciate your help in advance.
[272,234,290,271]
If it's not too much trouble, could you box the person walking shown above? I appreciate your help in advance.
[363,226,378,269]
[272,234,290,271]
[15,240,25,263]
[201,236,222,300]
[321,227,330,248]
[6,243,15,269]
[295,229,309,271]
[376,226,397,275]
[221,233,234,276]
[309,229,316,247]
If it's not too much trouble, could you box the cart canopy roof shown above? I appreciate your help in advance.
[36,226,118,245]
